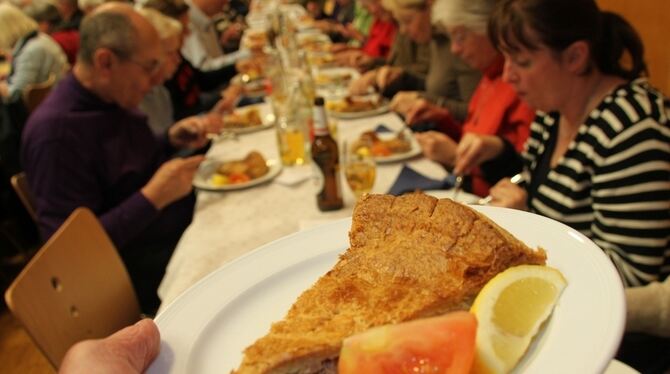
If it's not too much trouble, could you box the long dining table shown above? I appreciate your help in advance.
[156,104,451,311]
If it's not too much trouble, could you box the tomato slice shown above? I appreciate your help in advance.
[339,311,477,374]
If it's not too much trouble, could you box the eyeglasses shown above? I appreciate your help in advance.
[110,49,164,76]
[126,57,164,76]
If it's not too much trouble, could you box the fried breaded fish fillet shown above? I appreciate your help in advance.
[235,193,546,373]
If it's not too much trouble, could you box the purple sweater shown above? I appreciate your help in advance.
[21,73,194,253]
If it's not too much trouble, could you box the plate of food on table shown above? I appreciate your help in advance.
[306,51,336,68]
[220,104,275,134]
[297,33,332,53]
[325,95,390,119]
[314,67,359,87]
[147,193,625,374]
[351,127,421,163]
[192,151,282,191]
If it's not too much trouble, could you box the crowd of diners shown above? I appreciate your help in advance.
[0,0,667,370]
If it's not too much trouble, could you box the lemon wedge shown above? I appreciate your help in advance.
[470,265,567,374]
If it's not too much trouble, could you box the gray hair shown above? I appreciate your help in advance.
[77,10,138,65]
[431,0,495,33]
[0,2,39,50]
[136,7,182,40]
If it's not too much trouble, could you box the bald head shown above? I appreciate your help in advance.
[78,2,160,66]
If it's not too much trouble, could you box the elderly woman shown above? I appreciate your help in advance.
[137,7,184,134]
[373,0,480,125]
[454,0,669,369]
[142,0,241,120]
[137,7,224,137]
[411,0,533,197]
[0,2,68,104]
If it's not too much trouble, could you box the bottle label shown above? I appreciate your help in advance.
[312,106,330,136]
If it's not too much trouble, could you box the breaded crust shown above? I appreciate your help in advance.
[235,193,546,373]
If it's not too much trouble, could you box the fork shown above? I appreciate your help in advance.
[452,175,464,202]
[477,173,523,205]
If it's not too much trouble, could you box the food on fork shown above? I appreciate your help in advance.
[211,151,269,186]
[234,193,547,373]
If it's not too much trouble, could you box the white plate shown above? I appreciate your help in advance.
[368,128,422,164]
[148,207,625,374]
[192,158,282,191]
[327,102,391,119]
[296,32,330,46]
[314,67,360,87]
[221,104,275,134]
[423,189,481,204]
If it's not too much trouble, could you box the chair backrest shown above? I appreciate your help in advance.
[4,207,141,369]
[10,172,37,223]
[22,73,56,113]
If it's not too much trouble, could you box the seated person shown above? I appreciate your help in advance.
[0,3,69,104]
[348,0,432,96]
[412,0,533,197]
[21,3,211,314]
[143,0,241,120]
[181,0,247,72]
[333,0,398,68]
[313,0,369,44]
[370,0,481,125]
[453,0,669,370]
[23,0,80,66]
[137,7,229,135]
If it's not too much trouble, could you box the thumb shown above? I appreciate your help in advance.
[108,319,161,372]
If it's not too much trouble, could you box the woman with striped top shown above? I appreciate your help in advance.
[452,0,669,369]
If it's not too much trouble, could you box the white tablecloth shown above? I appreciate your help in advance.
[157,106,448,311]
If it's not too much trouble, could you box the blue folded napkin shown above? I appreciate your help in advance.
[388,165,456,195]
[374,123,393,133]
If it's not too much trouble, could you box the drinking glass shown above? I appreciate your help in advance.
[342,140,376,199]
[276,117,309,166]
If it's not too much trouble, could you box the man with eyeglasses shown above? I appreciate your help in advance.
[21,2,209,314]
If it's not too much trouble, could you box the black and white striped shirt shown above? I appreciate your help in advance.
[523,79,670,287]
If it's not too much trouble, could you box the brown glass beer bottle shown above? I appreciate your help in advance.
[311,97,343,211]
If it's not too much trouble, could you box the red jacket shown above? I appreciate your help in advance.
[440,56,534,196]
[361,19,397,59]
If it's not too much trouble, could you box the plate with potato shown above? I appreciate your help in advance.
[193,151,282,191]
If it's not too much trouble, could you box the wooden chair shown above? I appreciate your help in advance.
[22,73,56,113]
[4,207,141,369]
[10,172,37,223]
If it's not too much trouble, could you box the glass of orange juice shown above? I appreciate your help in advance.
[342,140,376,199]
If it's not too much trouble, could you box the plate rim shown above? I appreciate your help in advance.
[149,206,626,374]
[220,104,275,134]
[327,102,391,119]
[193,158,282,191]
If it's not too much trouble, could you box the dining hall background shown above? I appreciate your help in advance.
[0,0,669,372]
